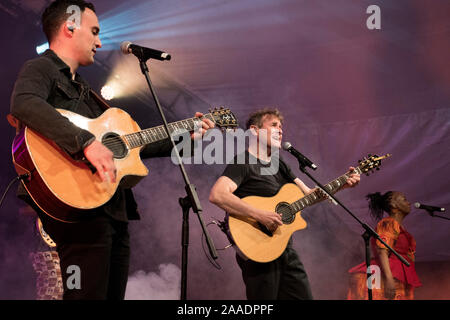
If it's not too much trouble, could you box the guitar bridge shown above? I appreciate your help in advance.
[257,222,273,237]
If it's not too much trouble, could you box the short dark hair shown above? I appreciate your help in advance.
[42,0,96,43]
[245,108,284,129]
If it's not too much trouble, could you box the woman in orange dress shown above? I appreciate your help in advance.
[347,191,422,300]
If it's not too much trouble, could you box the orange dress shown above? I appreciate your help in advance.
[347,217,421,300]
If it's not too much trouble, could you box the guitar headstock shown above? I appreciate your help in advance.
[357,153,392,176]
[209,107,238,130]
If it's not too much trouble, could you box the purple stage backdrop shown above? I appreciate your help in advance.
[0,0,448,299]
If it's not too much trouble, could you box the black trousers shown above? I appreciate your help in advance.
[236,246,313,300]
[38,212,130,300]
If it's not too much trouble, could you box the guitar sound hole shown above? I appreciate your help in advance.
[102,133,128,159]
[276,202,295,224]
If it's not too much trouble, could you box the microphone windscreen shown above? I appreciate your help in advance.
[282,142,291,150]
[414,202,420,208]
[120,41,132,54]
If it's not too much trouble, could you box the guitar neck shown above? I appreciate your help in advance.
[122,114,215,149]
[290,167,362,212]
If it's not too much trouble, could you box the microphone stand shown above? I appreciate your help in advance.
[293,156,410,300]
[135,56,218,300]
[425,209,450,221]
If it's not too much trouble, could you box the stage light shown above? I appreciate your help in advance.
[100,55,145,100]
[36,42,49,55]
[101,85,115,100]
[97,0,277,50]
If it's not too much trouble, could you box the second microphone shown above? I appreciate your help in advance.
[282,142,318,170]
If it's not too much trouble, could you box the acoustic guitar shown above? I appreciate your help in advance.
[227,154,391,262]
[12,107,237,222]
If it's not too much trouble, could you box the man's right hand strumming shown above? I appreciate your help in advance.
[256,210,283,233]
[83,140,117,183]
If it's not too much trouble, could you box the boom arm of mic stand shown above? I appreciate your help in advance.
[426,209,450,220]
[137,59,218,261]
[297,164,410,267]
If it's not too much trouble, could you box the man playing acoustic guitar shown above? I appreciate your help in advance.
[10,0,214,299]
[209,108,360,299]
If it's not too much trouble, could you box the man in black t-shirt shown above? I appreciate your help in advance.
[209,108,360,299]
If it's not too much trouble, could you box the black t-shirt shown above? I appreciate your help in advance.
[222,150,297,198]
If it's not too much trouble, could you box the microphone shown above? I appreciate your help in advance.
[120,41,171,61]
[282,142,317,170]
[414,202,445,213]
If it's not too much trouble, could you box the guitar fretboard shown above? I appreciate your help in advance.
[122,114,214,149]
[290,167,362,212]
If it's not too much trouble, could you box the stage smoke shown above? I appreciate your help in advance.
[125,263,181,300]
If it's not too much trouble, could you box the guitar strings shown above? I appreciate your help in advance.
[100,129,186,151]
[290,173,351,211]
[99,113,225,151]
[99,115,215,148]
[93,110,235,154]
[100,124,192,150]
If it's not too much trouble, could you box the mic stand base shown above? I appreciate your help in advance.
[179,196,191,301]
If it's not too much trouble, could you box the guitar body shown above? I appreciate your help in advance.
[12,108,148,222]
[226,153,391,263]
[228,183,307,263]
[11,106,238,223]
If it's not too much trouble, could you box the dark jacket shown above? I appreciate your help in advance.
[10,49,173,221]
